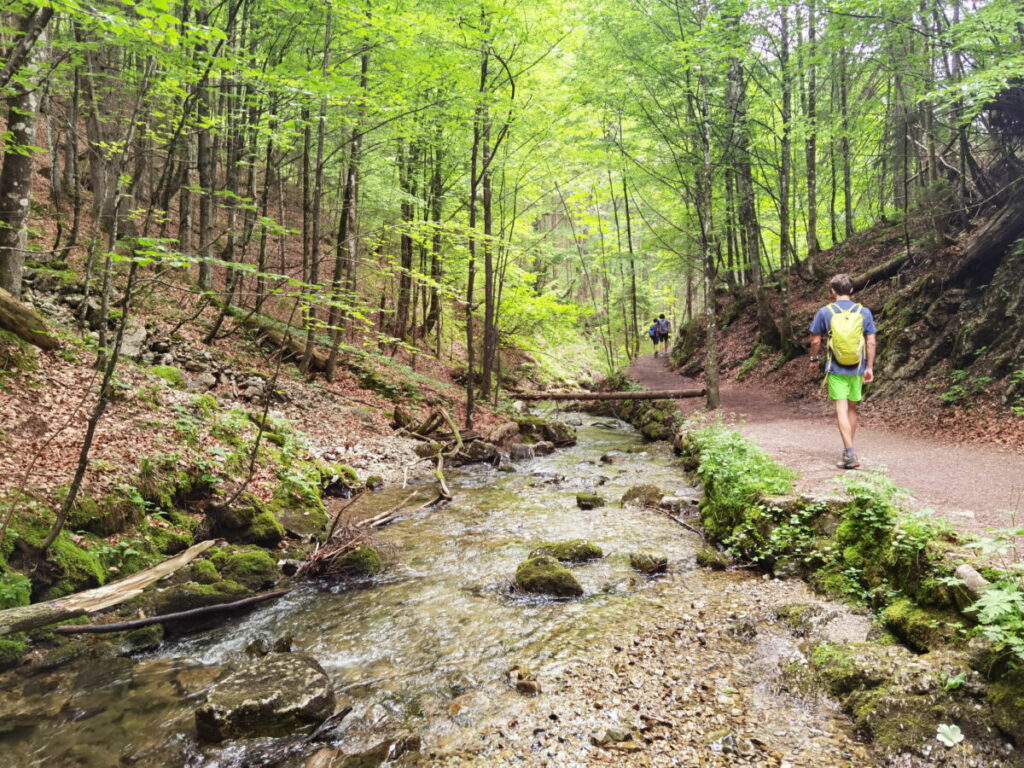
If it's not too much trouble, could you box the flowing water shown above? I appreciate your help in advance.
[0,417,869,767]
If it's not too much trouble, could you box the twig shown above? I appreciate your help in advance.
[323,489,367,544]
[53,589,290,634]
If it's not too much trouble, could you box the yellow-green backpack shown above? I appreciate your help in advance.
[827,303,865,367]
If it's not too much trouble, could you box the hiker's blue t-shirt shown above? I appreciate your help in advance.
[809,299,877,375]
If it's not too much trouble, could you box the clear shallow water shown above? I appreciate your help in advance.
[0,419,719,767]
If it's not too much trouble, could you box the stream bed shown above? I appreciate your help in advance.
[0,417,876,767]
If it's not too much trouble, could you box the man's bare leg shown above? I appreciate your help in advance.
[835,399,855,450]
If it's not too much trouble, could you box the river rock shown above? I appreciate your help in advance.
[530,539,603,562]
[195,653,335,742]
[541,420,577,446]
[515,556,583,597]
[576,493,605,510]
[533,440,555,456]
[120,319,148,358]
[695,546,730,570]
[629,553,668,574]
[187,371,218,392]
[454,439,501,466]
[509,443,535,461]
[621,484,663,507]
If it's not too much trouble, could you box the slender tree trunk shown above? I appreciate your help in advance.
[804,0,819,271]
[0,80,42,297]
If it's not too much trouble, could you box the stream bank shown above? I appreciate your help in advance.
[0,414,882,768]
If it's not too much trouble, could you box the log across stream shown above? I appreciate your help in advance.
[0,415,872,767]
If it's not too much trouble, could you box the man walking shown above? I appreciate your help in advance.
[808,274,877,469]
[656,314,671,357]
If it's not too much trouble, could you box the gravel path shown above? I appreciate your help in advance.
[629,354,1024,536]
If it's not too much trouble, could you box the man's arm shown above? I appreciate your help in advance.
[864,334,877,383]
[809,334,822,366]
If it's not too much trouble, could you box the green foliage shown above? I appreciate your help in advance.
[150,365,186,389]
[0,637,27,669]
[939,369,993,408]
[0,571,31,609]
[686,426,795,541]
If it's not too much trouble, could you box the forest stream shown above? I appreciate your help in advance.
[1,417,878,768]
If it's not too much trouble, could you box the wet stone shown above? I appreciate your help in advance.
[195,652,335,742]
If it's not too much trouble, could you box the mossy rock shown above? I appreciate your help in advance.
[68,493,145,537]
[333,545,383,578]
[269,483,329,538]
[515,556,583,598]
[695,546,730,570]
[190,559,220,585]
[881,598,959,653]
[205,502,285,546]
[152,579,253,616]
[988,669,1024,745]
[121,624,165,655]
[621,485,663,507]
[365,475,384,491]
[811,643,890,697]
[629,553,668,574]
[320,464,359,497]
[576,493,605,510]
[147,523,192,555]
[213,549,279,590]
[0,571,31,609]
[0,637,27,669]
[529,540,602,563]
[20,534,108,602]
[248,511,286,546]
[151,365,186,389]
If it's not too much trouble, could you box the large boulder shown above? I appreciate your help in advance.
[195,653,335,742]
[515,556,583,598]
[453,440,500,466]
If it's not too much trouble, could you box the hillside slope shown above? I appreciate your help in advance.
[672,204,1024,447]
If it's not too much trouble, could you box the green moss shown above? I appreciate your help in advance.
[192,394,220,417]
[576,493,605,510]
[190,559,220,584]
[151,365,186,389]
[215,549,278,589]
[122,624,165,654]
[247,511,286,545]
[987,669,1024,745]
[695,546,729,571]
[529,540,602,563]
[68,493,145,537]
[147,524,192,555]
[365,475,384,490]
[811,643,888,696]
[0,637,27,669]
[40,537,107,600]
[515,556,583,597]
[333,545,383,578]
[152,580,253,615]
[882,598,960,653]
[621,484,663,507]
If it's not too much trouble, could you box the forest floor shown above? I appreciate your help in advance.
[629,354,1024,537]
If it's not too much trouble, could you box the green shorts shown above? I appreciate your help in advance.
[827,374,863,402]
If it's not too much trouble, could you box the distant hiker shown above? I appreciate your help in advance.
[808,273,877,470]
[656,314,671,356]
[648,319,659,355]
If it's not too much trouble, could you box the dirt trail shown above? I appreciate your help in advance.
[629,354,1024,535]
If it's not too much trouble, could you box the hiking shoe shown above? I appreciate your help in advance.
[837,454,860,470]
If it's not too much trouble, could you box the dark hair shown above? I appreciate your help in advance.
[658,313,665,319]
[828,273,854,296]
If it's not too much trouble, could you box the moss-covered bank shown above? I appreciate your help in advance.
[677,422,1024,757]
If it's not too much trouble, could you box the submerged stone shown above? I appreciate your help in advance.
[121,624,165,655]
[629,553,668,574]
[621,484,663,507]
[541,421,577,446]
[529,540,603,563]
[195,652,334,742]
[515,556,583,598]
[576,493,605,510]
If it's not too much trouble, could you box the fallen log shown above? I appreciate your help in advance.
[850,252,911,292]
[0,539,216,636]
[0,287,61,350]
[515,389,705,402]
[52,589,290,634]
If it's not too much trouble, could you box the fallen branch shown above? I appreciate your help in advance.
[515,389,705,401]
[324,489,368,543]
[53,589,290,634]
[0,540,216,636]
